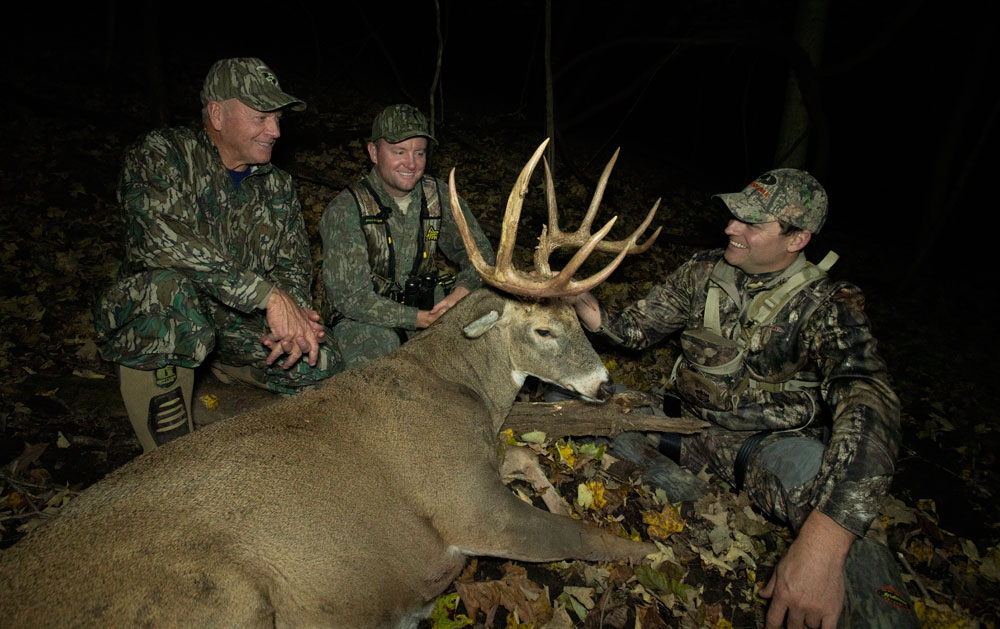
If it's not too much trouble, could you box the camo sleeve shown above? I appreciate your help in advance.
[117,132,275,313]
[320,189,417,329]
[257,186,313,310]
[599,253,703,348]
[435,181,495,292]
[805,283,901,536]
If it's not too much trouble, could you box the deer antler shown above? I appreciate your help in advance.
[448,138,662,298]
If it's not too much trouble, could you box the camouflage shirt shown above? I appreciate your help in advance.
[600,249,900,535]
[106,126,313,313]
[320,168,494,330]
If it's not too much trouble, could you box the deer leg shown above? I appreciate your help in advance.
[500,446,573,517]
[444,468,653,564]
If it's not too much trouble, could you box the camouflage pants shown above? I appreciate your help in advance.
[94,270,341,394]
[681,425,826,532]
[332,319,413,370]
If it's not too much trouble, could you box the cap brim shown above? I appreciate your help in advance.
[712,192,775,224]
[241,91,307,112]
[380,132,437,145]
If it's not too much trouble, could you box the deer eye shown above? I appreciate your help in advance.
[535,328,552,338]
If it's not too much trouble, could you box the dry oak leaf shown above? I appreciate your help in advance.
[454,561,553,626]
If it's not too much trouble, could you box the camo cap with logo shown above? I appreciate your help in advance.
[713,168,828,233]
[370,104,437,145]
[200,57,306,112]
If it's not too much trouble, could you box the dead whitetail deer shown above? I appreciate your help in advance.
[0,139,662,628]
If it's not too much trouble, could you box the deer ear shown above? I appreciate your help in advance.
[463,311,500,338]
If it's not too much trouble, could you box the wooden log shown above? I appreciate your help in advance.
[502,391,708,440]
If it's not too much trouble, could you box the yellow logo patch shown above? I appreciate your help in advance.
[154,365,177,389]
[425,227,440,241]
[876,586,909,609]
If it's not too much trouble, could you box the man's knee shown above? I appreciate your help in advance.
[755,436,825,489]
[745,435,826,528]
[96,271,216,369]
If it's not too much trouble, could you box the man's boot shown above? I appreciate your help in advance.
[611,432,708,502]
[209,360,269,390]
[118,365,194,453]
[840,536,920,628]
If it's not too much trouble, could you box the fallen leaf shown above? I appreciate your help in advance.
[72,368,105,379]
[200,394,220,410]
[643,503,685,540]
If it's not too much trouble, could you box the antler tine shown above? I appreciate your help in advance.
[592,199,664,254]
[540,148,620,249]
[495,139,550,273]
[450,139,561,297]
[448,168,495,279]
[580,147,620,233]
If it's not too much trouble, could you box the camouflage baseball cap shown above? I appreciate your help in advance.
[370,104,437,145]
[713,168,828,233]
[200,57,306,112]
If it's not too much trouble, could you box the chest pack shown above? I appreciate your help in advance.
[672,251,839,412]
[347,177,442,298]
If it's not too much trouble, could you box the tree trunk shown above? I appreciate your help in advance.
[428,0,445,138]
[773,0,830,170]
[544,0,556,173]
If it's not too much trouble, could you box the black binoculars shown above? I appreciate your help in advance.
[402,272,438,310]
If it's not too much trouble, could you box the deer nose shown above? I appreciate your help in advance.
[597,378,616,401]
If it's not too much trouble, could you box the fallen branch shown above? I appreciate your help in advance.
[503,392,708,439]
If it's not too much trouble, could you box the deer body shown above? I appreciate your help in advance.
[0,290,652,627]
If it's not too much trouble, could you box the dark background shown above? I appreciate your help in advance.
[3,0,997,569]
[8,1,993,260]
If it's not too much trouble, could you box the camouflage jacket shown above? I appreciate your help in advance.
[320,168,494,330]
[102,126,313,313]
[599,249,900,535]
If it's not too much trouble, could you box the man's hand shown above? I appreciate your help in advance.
[262,287,326,369]
[561,292,601,331]
[416,286,470,329]
[760,510,856,629]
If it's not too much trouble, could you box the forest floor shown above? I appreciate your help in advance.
[1,80,997,627]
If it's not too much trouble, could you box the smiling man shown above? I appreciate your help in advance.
[94,57,341,453]
[568,170,919,629]
[319,104,494,369]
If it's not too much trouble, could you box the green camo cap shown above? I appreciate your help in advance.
[200,57,306,112]
[713,168,828,233]
[370,104,437,145]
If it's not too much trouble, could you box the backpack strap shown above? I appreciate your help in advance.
[349,180,399,294]
[744,251,837,332]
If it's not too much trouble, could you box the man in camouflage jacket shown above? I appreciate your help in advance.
[94,58,341,453]
[319,104,494,370]
[570,169,918,628]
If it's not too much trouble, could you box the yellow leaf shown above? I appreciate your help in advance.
[504,429,524,446]
[200,394,220,410]
[643,504,685,540]
[584,480,606,510]
[557,441,576,467]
